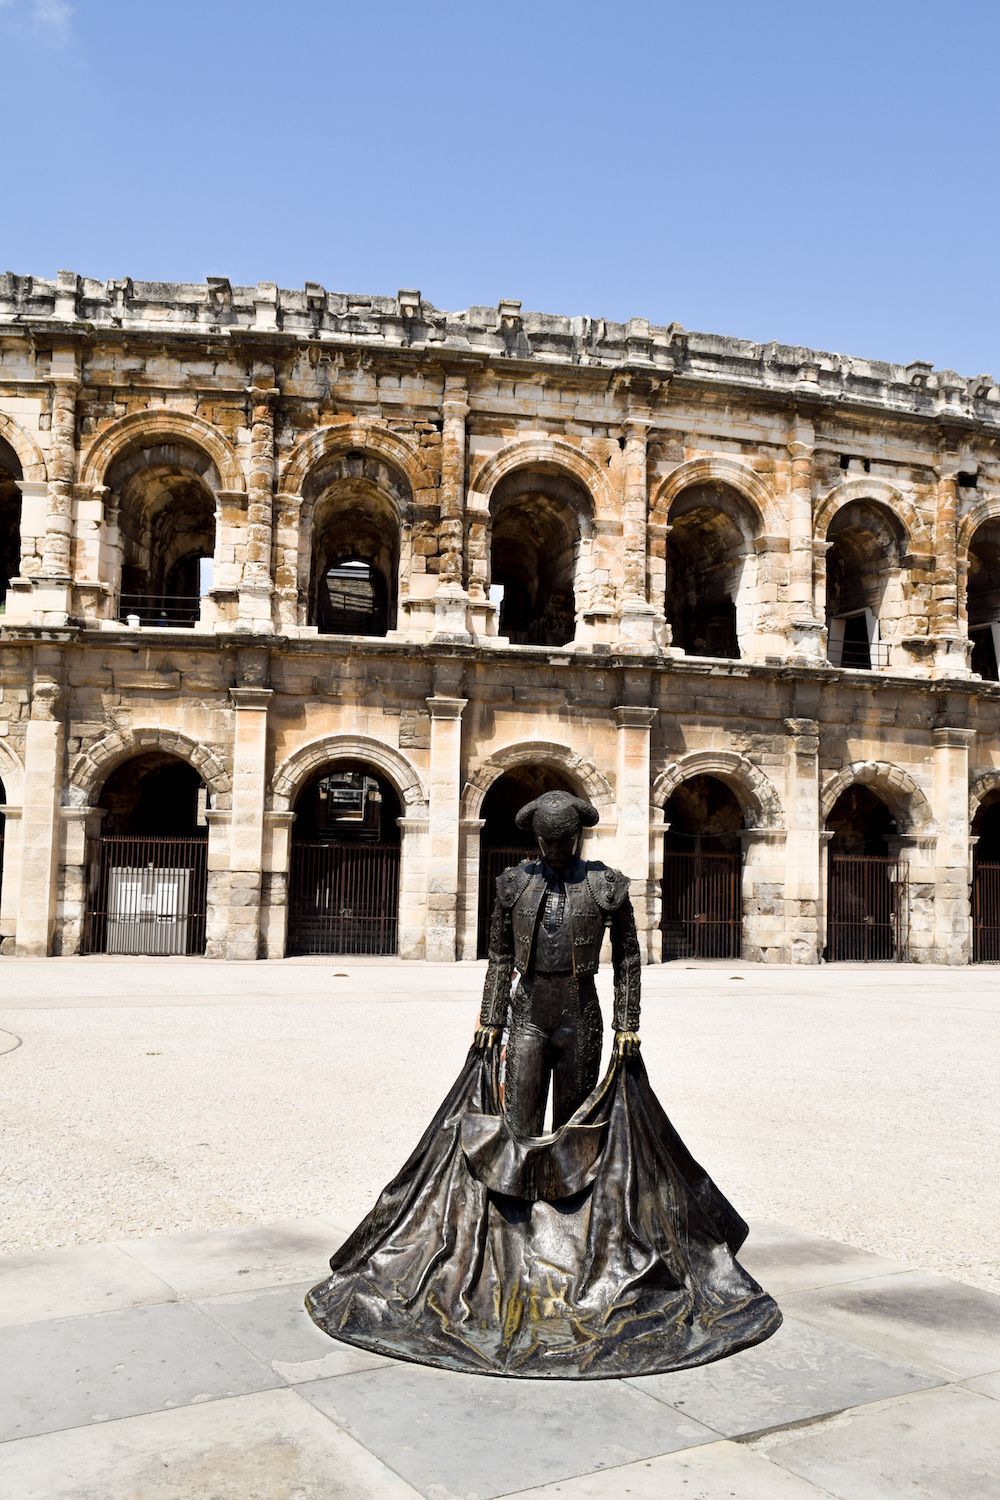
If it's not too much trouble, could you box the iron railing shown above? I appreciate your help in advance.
[477,842,537,958]
[830,640,891,670]
[826,853,908,961]
[83,836,208,955]
[117,593,202,628]
[287,840,400,955]
[972,861,1000,963]
[661,849,742,960]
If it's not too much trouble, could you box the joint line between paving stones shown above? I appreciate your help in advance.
[290,1382,429,1496]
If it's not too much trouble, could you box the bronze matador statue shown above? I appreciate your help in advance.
[475,790,641,1134]
[306,787,782,1378]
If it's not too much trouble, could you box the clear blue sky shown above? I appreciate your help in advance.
[2,0,998,374]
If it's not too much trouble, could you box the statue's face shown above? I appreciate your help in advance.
[537,828,578,873]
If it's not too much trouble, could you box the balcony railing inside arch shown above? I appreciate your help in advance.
[116,592,202,628]
[829,639,892,671]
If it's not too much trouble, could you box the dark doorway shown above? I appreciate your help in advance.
[0,772,6,907]
[83,754,209,955]
[660,775,743,959]
[315,559,389,637]
[825,785,907,961]
[0,437,23,615]
[972,791,1000,962]
[288,764,401,955]
[476,765,577,957]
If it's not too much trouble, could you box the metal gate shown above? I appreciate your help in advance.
[826,854,908,962]
[287,840,400,956]
[477,842,535,958]
[972,861,1000,963]
[83,836,208,955]
[661,849,742,960]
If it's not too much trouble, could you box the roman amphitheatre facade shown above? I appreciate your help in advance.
[2,270,1000,966]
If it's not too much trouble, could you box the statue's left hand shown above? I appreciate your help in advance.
[614,1029,641,1057]
[474,1025,502,1053]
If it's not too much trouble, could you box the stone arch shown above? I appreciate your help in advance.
[653,750,784,830]
[969,768,1000,823]
[471,437,611,516]
[80,411,245,493]
[821,761,934,834]
[66,728,233,809]
[650,455,777,534]
[461,741,615,822]
[270,734,429,814]
[0,412,47,483]
[279,421,430,500]
[815,478,929,552]
[957,494,1000,568]
[0,736,25,805]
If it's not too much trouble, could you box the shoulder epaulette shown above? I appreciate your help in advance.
[585,862,630,912]
[496,861,535,907]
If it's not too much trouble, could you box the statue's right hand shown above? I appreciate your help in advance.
[474,1025,502,1053]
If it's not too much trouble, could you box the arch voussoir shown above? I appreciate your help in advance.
[652,749,783,830]
[461,741,615,822]
[270,734,428,813]
[821,759,934,833]
[66,728,232,809]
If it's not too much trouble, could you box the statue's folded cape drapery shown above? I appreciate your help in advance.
[306,1051,781,1379]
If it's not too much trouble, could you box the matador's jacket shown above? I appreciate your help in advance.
[479,856,642,1032]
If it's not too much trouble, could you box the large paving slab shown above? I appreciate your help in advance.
[197,1278,390,1382]
[299,1364,718,1500]
[0,1388,422,1499]
[116,1217,346,1300]
[784,1269,1000,1379]
[751,1384,1000,1500]
[497,1439,833,1498]
[737,1219,908,1296]
[628,1315,939,1435]
[0,1300,279,1442]
[0,1241,176,1327]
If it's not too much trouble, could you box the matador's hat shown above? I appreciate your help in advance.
[515,789,600,840]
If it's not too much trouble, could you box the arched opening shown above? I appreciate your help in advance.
[660,775,744,959]
[0,437,23,616]
[967,520,1000,681]
[476,764,579,956]
[826,502,905,670]
[489,468,587,646]
[288,762,402,954]
[971,791,1000,961]
[825,785,906,960]
[664,484,759,659]
[0,772,6,906]
[305,453,407,636]
[108,441,217,627]
[83,752,209,954]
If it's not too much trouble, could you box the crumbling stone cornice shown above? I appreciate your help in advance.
[1,270,999,430]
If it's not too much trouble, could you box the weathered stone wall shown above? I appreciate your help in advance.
[1,272,1000,963]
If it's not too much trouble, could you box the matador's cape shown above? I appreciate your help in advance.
[306,1048,781,1378]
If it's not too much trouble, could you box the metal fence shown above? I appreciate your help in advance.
[117,593,201,628]
[287,840,400,956]
[826,853,908,961]
[830,640,892,670]
[82,836,208,955]
[972,861,1000,963]
[660,849,742,960]
[477,842,536,957]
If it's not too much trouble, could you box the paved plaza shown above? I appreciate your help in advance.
[1,959,999,1496]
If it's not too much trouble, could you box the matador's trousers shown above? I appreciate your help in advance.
[503,973,603,1136]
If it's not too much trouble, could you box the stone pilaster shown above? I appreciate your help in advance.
[226,686,272,959]
[434,377,471,638]
[932,726,975,962]
[613,705,656,959]
[619,417,657,648]
[425,694,467,961]
[16,674,65,955]
[785,431,824,661]
[239,374,277,631]
[34,353,79,621]
[926,459,971,673]
[783,717,822,962]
